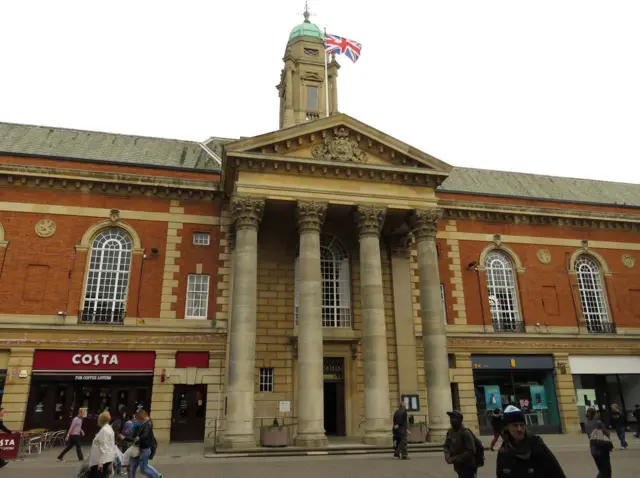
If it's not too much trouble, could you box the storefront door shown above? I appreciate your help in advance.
[170,385,207,442]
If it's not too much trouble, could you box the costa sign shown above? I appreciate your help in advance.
[0,433,21,460]
[33,351,155,375]
[72,353,119,366]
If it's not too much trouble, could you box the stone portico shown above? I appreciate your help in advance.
[216,114,454,449]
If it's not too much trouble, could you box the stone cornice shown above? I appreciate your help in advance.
[0,163,219,199]
[440,199,640,231]
[227,151,447,188]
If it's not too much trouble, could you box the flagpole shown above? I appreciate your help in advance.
[324,27,330,118]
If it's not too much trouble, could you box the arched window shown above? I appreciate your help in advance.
[81,228,133,323]
[295,234,352,328]
[484,250,523,332]
[575,255,611,332]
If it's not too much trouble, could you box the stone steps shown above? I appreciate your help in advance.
[206,443,443,459]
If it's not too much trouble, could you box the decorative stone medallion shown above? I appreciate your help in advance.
[35,219,56,238]
[311,127,368,163]
[536,249,551,264]
[622,254,635,269]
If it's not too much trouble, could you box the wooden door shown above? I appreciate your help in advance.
[170,385,207,442]
[335,381,346,436]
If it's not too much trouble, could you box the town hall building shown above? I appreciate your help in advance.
[0,13,639,449]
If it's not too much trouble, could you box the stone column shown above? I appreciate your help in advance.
[295,201,329,447]
[219,196,264,450]
[355,205,392,445]
[413,208,452,442]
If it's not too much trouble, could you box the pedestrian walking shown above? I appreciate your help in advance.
[0,407,12,469]
[444,410,478,478]
[392,400,408,459]
[130,410,162,478]
[585,407,613,478]
[633,404,640,439]
[609,404,628,449]
[490,408,504,451]
[496,405,566,478]
[57,408,87,462]
[87,411,117,478]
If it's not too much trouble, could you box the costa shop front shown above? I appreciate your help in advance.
[24,350,155,440]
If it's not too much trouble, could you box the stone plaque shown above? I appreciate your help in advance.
[35,219,56,238]
[536,249,551,264]
[622,254,635,269]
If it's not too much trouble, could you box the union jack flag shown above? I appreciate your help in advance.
[324,33,362,63]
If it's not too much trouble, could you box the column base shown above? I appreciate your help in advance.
[362,431,391,446]
[427,426,448,444]
[217,433,257,450]
[294,433,329,448]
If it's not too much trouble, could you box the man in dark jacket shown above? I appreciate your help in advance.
[392,400,408,459]
[610,403,628,449]
[633,404,640,438]
[490,408,503,451]
[0,407,12,469]
[497,405,566,478]
[444,410,476,478]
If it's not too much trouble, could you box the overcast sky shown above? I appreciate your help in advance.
[1,1,639,183]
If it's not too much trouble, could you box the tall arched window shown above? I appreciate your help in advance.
[575,255,611,332]
[82,228,133,324]
[484,250,523,332]
[295,234,352,328]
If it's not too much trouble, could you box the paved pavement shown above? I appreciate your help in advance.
[3,434,639,477]
[2,444,639,478]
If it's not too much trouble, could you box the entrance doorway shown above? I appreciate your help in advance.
[170,385,207,442]
[323,357,346,436]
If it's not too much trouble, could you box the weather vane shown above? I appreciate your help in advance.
[301,1,312,22]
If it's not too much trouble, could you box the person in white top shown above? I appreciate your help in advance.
[88,411,117,478]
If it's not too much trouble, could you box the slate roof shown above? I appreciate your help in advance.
[0,122,231,171]
[439,167,640,208]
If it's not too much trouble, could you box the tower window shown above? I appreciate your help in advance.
[306,86,319,111]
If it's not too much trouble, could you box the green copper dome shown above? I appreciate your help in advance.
[289,11,324,41]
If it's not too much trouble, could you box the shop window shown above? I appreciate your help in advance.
[81,228,133,324]
[295,235,352,328]
[259,367,274,393]
[484,251,523,332]
[575,255,612,333]
[186,274,210,319]
[192,232,210,246]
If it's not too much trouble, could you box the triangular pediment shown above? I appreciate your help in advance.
[225,113,452,173]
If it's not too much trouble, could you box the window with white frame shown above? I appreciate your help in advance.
[484,250,522,332]
[440,283,447,324]
[192,232,210,246]
[82,228,133,324]
[294,235,352,327]
[186,274,210,319]
[259,367,274,392]
[575,255,611,332]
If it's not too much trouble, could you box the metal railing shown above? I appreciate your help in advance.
[492,320,525,333]
[78,307,126,324]
[586,321,617,334]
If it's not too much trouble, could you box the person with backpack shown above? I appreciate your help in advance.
[444,410,482,478]
[130,410,162,478]
[496,405,566,478]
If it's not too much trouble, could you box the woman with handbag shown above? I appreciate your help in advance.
[585,408,613,478]
[87,412,117,478]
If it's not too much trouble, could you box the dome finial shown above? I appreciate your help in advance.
[303,1,311,23]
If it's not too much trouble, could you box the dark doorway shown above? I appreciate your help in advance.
[323,357,346,436]
[170,385,207,442]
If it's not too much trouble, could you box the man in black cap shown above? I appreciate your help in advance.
[496,405,566,478]
[444,410,477,478]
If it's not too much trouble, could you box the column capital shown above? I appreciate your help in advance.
[231,196,265,231]
[412,208,443,242]
[355,204,386,238]
[296,201,327,233]
[389,233,413,258]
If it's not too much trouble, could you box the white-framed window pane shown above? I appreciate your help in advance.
[295,235,351,328]
[82,228,132,324]
[485,251,522,332]
[440,283,447,324]
[193,232,210,246]
[259,367,274,393]
[186,274,210,319]
[575,255,610,332]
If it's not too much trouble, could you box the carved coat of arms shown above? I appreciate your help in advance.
[35,219,56,238]
[311,127,367,163]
